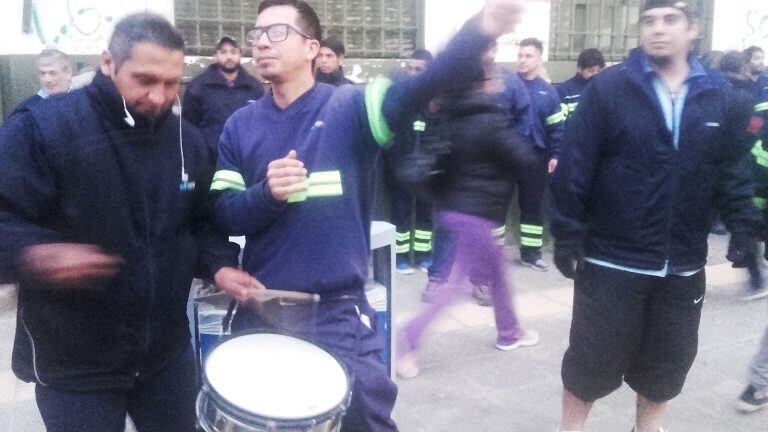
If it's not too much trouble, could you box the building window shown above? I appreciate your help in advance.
[549,0,712,62]
[175,0,423,57]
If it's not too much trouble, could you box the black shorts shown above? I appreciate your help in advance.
[561,262,706,403]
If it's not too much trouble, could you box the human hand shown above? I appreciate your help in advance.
[267,150,307,201]
[553,243,583,280]
[480,0,527,38]
[214,267,266,302]
[548,158,559,174]
[20,243,124,289]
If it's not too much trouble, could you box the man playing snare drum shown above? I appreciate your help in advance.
[210,0,529,430]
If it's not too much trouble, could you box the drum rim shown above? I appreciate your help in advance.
[201,330,353,425]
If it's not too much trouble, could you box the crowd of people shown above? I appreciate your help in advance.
[0,0,767,431]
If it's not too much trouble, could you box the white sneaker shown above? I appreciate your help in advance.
[495,330,540,351]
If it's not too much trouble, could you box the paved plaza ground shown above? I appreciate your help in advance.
[1,234,767,431]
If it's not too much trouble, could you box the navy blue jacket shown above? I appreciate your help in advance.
[556,73,590,121]
[316,67,356,87]
[182,64,264,151]
[0,71,238,391]
[520,75,565,158]
[755,75,768,136]
[550,48,761,273]
[10,94,44,117]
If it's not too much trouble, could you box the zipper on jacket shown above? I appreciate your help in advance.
[20,309,49,387]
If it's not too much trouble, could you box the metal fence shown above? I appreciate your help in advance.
[549,0,714,62]
[175,0,423,57]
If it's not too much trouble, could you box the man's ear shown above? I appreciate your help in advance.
[339,54,345,66]
[100,50,114,77]
[306,39,321,62]
[688,20,700,41]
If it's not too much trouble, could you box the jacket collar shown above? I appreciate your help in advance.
[88,69,171,130]
[570,73,590,86]
[199,64,253,87]
[624,48,718,100]
[315,67,347,86]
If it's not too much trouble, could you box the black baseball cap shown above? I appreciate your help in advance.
[640,0,696,20]
[215,35,239,50]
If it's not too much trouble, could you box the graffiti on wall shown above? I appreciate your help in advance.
[25,0,141,54]
[744,9,768,48]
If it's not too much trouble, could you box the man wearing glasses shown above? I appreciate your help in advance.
[208,0,527,430]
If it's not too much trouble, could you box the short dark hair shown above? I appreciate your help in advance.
[577,48,605,70]
[320,36,345,57]
[519,38,544,53]
[409,49,433,63]
[258,0,322,41]
[745,45,765,60]
[108,13,184,71]
[640,0,697,22]
[720,50,749,75]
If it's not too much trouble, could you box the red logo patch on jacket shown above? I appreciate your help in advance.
[748,116,765,135]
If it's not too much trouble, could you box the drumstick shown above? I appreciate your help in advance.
[246,289,320,304]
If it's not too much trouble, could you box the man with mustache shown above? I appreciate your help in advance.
[0,13,240,431]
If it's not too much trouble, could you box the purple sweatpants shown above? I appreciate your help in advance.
[399,211,522,351]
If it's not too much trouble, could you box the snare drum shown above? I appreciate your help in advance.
[197,333,352,432]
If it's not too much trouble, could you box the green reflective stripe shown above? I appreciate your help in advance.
[546,111,566,125]
[520,237,543,247]
[365,76,395,147]
[396,232,411,242]
[210,170,246,192]
[414,230,432,240]
[413,120,426,132]
[520,224,544,235]
[756,102,768,113]
[752,141,768,168]
[308,183,343,197]
[413,243,432,252]
[491,226,506,237]
[566,102,579,114]
[754,197,768,210]
[396,244,410,254]
[287,170,343,203]
[211,179,246,192]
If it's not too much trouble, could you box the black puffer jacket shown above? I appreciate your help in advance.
[435,89,536,223]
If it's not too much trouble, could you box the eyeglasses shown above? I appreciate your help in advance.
[246,24,312,45]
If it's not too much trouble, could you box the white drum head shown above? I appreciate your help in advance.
[204,333,349,420]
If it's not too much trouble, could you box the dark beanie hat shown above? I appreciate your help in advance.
[640,0,696,20]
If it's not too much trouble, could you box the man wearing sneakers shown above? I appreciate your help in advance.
[516,37,565,271]
[550,1,761,431]
[386,49,436,276]
[736,327,768,413]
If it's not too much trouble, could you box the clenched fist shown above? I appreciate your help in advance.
[267,150,308,201]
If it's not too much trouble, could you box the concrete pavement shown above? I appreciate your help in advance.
[1,234,767,431]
